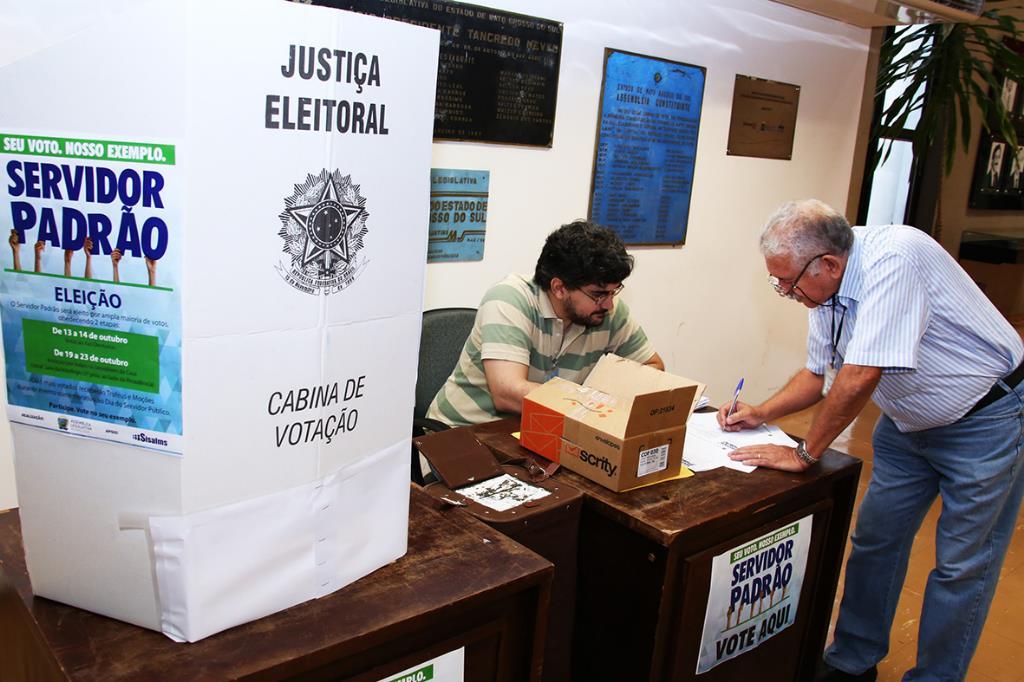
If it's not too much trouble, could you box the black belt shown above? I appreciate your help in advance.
[966,359,1024,416]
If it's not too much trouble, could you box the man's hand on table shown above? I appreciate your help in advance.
[727,443,811,472]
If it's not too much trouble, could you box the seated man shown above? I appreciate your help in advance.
[427,220,663,427]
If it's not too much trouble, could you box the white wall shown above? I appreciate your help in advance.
[425,3,869,400]
[0,0,869,511]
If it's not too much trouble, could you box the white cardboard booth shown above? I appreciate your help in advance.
[0,0,438,642]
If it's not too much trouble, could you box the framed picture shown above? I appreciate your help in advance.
[969,51,1024,208]
[969,135,1024,208]
[1009,145,1024,193]
[985,140,1006,191]
[1001,76,1020,117]
[972,37,1024,208]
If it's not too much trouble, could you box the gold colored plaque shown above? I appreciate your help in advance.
[727,75,800,160]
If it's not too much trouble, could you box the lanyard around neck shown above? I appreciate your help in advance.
[830,296,847,369]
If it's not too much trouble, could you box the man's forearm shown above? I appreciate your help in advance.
[802,364,881,458]
[483,359,542,414]
[491,377,542,413]
[756,368,826,422]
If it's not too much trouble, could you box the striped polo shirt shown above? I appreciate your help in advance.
[427,273,656,427]
[806,224,1024,432]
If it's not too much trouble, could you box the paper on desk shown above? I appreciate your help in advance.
[457,473,550,512]
[683,412,799,473]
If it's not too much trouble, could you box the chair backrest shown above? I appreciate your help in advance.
[414,307,477,420]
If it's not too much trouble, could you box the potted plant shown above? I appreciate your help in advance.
[876,3,1024,174]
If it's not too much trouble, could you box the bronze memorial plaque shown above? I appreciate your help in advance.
[727,75,800,160]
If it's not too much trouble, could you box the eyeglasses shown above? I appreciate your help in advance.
[767,253,829,298]
[577,283,624,304]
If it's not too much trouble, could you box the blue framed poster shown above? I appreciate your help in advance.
[589,49,706,245]
[428,168,489,263]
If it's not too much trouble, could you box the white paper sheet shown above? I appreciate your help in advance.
[683,412,799,473]
[457,474,550,512]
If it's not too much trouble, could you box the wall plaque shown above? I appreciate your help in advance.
[309,0,562,146]
[428,168,489,262]
[727,75,800,160]
[588,49,706,246]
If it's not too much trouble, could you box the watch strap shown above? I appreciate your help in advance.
[795,440,819,465]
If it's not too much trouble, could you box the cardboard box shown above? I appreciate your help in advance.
[1,0,438,642]
[521,355,704,491]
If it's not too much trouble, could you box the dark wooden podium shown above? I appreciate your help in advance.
[0,486,552,681]
[471,418,862,682]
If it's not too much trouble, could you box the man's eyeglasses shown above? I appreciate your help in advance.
[577,283,624,304]
[767,253,829,298]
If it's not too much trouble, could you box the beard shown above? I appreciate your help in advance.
[565,296,608,328]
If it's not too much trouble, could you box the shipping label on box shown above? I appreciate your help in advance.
[521,354,704,492]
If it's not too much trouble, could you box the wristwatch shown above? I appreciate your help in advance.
[795,440,819,466]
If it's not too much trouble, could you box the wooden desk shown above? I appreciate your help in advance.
[471,418,862,682]
[0,486,552,681]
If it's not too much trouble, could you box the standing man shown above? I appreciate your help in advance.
[428,219,663,427]
[719,199,1024,681]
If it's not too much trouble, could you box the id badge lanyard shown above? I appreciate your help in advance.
[823,297,847,396]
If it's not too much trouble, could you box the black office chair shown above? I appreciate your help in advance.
[411,307,477,484]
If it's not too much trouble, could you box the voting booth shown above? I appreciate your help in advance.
[0,0,438,641]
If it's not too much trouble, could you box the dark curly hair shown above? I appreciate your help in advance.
[533,220,633,291]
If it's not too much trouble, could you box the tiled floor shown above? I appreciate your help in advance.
[774,402,1024,681]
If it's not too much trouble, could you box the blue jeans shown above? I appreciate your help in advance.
[825,381,1024,681]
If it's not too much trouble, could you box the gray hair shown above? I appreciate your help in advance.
[759,200,853,270]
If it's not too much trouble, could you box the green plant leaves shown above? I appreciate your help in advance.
[875,8,1024,175]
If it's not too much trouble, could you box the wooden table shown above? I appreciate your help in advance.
[471,418,862,682]
[0,486,552,681]
[959,229,1024,264]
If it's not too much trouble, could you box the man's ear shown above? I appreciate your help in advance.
[549,277,569,299]
[822,254,843,278]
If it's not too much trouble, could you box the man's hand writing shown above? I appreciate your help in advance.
[716,401,765,432]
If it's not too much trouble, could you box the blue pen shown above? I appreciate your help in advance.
[726,378,744,420]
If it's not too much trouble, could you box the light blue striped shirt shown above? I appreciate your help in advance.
[807,225,1024,432]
